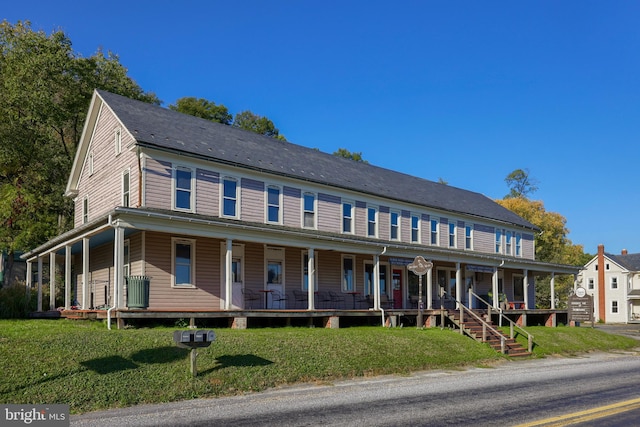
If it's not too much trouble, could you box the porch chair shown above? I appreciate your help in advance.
[316,291,332,309]
[329,291,346,309]
[241,288,260,309]
[356,294,371,309]
[381,294,394,309]
[293,289,308,308]
[270,290,289,309]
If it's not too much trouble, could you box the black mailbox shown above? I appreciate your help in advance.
[173,330,216,349]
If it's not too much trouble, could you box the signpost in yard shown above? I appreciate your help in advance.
[408,256,433,329]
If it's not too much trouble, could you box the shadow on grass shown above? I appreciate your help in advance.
[80,355,138,374]
[131,346,187,364]
[199,354,273,375]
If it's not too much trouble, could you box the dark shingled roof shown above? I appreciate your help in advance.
[97,90,537,230]
[607,252,640,271]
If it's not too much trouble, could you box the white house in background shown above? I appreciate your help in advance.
[580,245,640,323]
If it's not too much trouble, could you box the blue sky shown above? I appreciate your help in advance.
[5,1,640,255]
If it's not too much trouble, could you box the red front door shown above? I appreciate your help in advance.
[392,269,403,308]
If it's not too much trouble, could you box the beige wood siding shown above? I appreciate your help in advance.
[241,178,264,223]
[401,210,411,243]
[317,193,340,233]
[317,250,341,291]
[421,214,430,245]
[285,248,303,291]
[522,233,535,259]
[196,168,219,216]
[474,224,494,253]
[74,107,139,227]
[243,243,265,292]
[378,206,390,241]
[457,221,465,249]
[439,217,448,247]
[144,158,172,209]
[283,186,301,228]
[355,201,366,236]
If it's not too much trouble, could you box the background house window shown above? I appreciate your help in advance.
[465,225,473,250]
[448,222,456,247]
[611,277,618,289]
[173,239,195,286]
[122,170,130,207]
[367,207,378,237]
[223,178,238,217]
[267,186,281,223]
[303,193,315,228]
[174,166,193,210]
[411,215,420,243]
[390,211,399,240]
[430,219,438,245]
[611,300,618,313]
[342,255,355,291]
[343,202,353,233]
[588,278,594,290]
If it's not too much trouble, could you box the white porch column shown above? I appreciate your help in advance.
[550,272,556,310]
[523,269,529,309]
[49,252,56,310]
[82,237,90,309]
[114,226,124,309]
[492,267,499,308]
[65,245,72,309]
[26,260,32,301]
[225,239,233,310]
[37,256,43,312]
[307,248,315,310]
[426,263,433,309]
[373,255,381,310]
[455,262,462,309]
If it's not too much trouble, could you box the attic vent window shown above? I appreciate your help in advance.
[114,128,122,155]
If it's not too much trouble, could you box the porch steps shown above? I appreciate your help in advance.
[447,310,531,358]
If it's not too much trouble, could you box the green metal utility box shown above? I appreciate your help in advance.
[126,276,150,309]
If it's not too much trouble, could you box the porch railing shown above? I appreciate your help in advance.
[469,292,534,353]
[444,297,508,354]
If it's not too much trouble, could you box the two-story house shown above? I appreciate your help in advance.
[580,245,640,323]
[22,90,580,327]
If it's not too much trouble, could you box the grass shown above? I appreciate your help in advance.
[0,320,637,414]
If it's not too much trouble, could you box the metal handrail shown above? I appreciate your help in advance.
[470,292,534,353]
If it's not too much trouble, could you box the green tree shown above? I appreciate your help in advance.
[0,20,158,285]
[169,97,232,125]
[333,148,368,163]
[233,110,286,141]
[504,168,538,198]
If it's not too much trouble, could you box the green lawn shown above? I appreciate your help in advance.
[0,319,637,414]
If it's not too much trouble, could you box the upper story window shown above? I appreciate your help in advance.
[611,277,618,289]
[82,196,89,224]
[174,166,193,211]
[266,186,281,223]
[343,202,353,234]
[88,151,94,176]
[515,233,522,257]
[448,222,456,248]
[222,177,238,218]
[411,215,420,243]
[390,211,399,241]
[122,170,130,207]
[114,128,122,155]
[465,224,473,250]
[367,206,378,237]
[303,192,316,228]
[505,231,513,255]
[588,277,594,290]
[495,229,503,253]
[430,219,439,245]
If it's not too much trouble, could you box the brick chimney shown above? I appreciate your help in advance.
[622,249,628,255]
[597,244,605,322]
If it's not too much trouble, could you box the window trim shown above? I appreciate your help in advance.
[172,237,196,288]
[515,233,522,257]
[367,206,378,238]
[411,214,420,243]
[302,192,316,229]
[173,165,194,212]
[122,169,131,208]
[342,254,356,292]
[88,151,94,176]
[114,127,122,155]
[495,229,503,254]
[611,300,619,314]
[82,196,89,224]
[266,185,282,224]
[611,276,618,289]
[505,231,513,256]
[390,210,400,241]
[342,201,354,234]
[430,219,439,246]
[221,176,239,218]
[465,224,473,250]
[448,222,456,248]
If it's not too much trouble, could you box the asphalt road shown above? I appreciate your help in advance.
[71,345,640,427]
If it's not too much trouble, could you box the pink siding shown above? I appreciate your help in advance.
[74,107,139,227]
[283,186,301,227]
[196,169,219,216]
[317,193,340,233]
[144,158,172,209]
[241,178,264,223]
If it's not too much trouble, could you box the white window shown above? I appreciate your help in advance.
[343,202,354,234]
[364,262,388,296]
[465,224,473,250]
[505,231,512,255]
[515,233,522,257]
[448,222,456,248]
[303,193,316,228]
[172,238,195,287]
[611,277,618,289]
[495,229,503,254]
[430,219,439,245]
[82,196,89,224]
[174,166,193,211]
[342,255,355,292]
[122,170,130,207]
[411,215,420,243]
[611,300,618,313]
[588,278,594,290]
[266,186,281,223]
[123,240,130,278]
[367,206,378,237]
[390,211,399,240]
[222,177,238,218]
[114,128,122,155]
[88,151,94,176]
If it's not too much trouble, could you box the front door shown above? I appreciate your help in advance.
[392,269,403,308]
